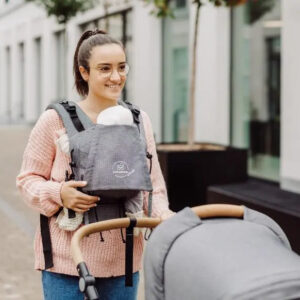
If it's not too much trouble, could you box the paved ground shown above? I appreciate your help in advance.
[0,126,145,299]
[0,126,41,299]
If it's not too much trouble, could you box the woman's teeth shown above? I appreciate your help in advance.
[106,85,119,88]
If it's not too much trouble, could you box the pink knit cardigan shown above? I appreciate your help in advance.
[16,108,172,277]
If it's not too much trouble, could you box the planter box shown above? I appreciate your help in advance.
[207,179,300,254]
[157,144,248,212]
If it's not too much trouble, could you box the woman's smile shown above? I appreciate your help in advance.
[105,83,121,89]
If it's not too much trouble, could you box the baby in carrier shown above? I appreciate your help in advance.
[54,101,152,234]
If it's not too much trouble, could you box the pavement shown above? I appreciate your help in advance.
[0,126,145,300]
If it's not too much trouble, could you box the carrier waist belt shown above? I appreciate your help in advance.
[83,197,125,224]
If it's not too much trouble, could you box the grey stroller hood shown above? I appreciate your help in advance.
[144,207,300,300]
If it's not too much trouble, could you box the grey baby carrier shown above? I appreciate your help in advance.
[40,100,153,270]
[144,207,300,300]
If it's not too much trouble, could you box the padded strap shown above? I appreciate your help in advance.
[120,100,148,153]
[120,100,154,216]
[60,101,85,132]
[125,217,137,286]
[40,214,54,269]
[46,100,93,138]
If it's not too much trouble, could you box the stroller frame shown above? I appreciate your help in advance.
[70,204,244,300]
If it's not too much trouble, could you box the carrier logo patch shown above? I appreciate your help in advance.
[112,161,135,178]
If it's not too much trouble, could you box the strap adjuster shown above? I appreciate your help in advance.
[67,106,76,112]
[125,217,137,287]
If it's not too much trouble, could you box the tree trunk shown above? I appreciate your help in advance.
[188,2,201,146]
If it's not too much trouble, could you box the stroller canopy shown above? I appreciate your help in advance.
[144,207,300,300]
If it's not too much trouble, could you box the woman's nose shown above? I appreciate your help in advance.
[109,69,121,82]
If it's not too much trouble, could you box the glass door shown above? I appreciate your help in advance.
[162,0,189,142]
[231,0,281,181]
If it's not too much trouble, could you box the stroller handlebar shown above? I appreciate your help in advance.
[71,217,161,266]
[71,204,244,266]
[192,204,244,219]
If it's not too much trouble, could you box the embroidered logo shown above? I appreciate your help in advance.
[112,161,135,178]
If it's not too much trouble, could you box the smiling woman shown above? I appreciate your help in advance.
[16,28,174,300]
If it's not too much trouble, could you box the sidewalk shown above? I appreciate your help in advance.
[0,209,41,300]
[0,125,145,299]
[0,125,42,299]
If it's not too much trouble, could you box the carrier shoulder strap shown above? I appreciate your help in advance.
[120,100,148,152]
[46,100,93,137]
[121,100,153,216]
[41,100,92,269]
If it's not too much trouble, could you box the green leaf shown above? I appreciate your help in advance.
[25,0,92,24]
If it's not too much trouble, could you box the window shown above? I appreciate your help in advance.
[34,37,42,118]
[176,0,186,8]
[231,0,281,181]
[162,1,189,142]
[18,42,25,119]
[55,30,66,100]
[6,46,11,122]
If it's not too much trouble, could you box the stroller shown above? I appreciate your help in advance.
[71,204,300,300]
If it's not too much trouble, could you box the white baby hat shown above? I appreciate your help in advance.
[96,105,133,125]
[56,105,133,155]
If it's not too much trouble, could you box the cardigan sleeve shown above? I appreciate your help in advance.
[141,111,174,219]
[16,109,64,217]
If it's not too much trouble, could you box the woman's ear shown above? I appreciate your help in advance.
[79,66,89,82]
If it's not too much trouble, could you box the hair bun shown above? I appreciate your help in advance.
[90,29,107,35]
[82,29,107,40]
[96,29,107,35]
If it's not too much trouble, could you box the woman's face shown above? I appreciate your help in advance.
[80,44,127,101]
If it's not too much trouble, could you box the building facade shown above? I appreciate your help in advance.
[0,0,299,195]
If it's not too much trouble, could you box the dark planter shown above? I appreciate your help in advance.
[157,144,248,212]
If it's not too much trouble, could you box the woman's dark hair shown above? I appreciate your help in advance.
[73,29,124,96]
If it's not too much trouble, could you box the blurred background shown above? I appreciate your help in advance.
[1,0,300,299]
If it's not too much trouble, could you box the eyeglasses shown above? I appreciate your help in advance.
[92,63,130,78]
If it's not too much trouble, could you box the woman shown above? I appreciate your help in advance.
[16,29,173,300]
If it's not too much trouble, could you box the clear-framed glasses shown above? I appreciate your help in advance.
[93,63,130,78]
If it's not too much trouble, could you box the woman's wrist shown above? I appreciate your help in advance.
[160,210,176,221]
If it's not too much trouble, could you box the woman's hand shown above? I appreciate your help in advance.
[160,210,176,221]
[60,181,99,213]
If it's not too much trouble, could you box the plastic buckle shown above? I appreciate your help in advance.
[132,108,140,116]
[67,105,76,112]
[146,152,153,159]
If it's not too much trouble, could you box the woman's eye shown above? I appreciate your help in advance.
[119,65,126,70]
[100,66,111,72]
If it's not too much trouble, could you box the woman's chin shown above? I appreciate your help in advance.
[102,93,121,102]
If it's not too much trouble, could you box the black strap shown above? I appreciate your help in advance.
[125,217,137,287]
[65,170,76,218]
[146,152,153,174]
[40,214,54,269]
[60,100,85,132]
[123,100,140,129]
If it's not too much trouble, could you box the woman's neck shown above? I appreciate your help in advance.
[78,94,118,123]
[81,95,117,113]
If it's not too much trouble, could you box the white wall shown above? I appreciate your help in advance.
[0,0,161,126]
[280,0,300,193]
[191,3,231,145]
[131,1,162,142]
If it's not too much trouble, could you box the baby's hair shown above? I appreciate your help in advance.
[73,29,124,96]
